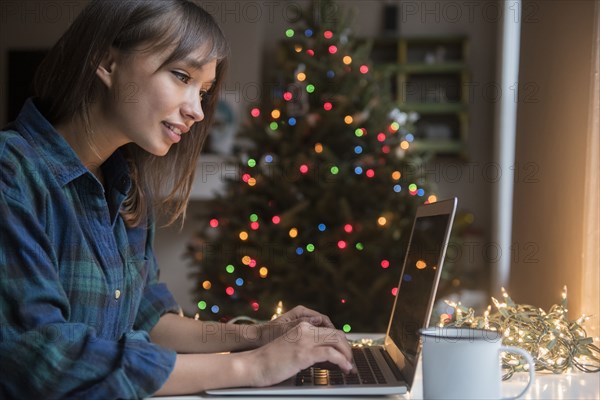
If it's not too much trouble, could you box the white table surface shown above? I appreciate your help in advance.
[153,334,600,399]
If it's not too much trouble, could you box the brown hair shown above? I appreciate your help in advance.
[34,0,229,227]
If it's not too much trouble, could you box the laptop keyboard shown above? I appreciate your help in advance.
[295,347,388,386]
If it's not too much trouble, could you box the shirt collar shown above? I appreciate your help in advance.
[12,98,131,193]
[13,98,88,187]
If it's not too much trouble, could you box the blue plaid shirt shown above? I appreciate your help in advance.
[0,99,179,399]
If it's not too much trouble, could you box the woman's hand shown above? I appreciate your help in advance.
[246,321,355,387]
[257,305,335,345]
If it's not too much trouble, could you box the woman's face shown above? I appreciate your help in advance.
[99,45,217,156]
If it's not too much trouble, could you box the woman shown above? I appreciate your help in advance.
[0,1,354,398]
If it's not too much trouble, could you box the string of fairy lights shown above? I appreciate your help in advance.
[196,27,437,330]
[445,287,600,378]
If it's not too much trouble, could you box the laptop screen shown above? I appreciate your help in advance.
[386,204,454,387]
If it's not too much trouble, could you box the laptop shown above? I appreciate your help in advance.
[207,197,458,396]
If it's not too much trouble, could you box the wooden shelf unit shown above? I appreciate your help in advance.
[372,36,470,156]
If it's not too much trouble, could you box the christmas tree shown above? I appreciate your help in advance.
[187,0,437,332]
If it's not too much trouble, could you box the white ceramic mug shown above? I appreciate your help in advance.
[419,327,535,400]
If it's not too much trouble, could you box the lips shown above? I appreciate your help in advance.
[162,121,183,136]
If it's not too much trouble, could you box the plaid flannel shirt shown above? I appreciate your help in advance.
[0,99,179,399]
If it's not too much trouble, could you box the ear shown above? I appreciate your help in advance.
[95,47,119,89]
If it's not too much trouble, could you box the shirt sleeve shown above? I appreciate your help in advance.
[0,162,176,399]
[134,222,180,332]
[133,219,181,333]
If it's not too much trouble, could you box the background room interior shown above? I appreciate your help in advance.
[1,0,598,339]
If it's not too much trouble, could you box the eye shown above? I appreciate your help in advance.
[172,71,191,84]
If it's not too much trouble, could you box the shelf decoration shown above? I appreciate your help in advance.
[443,286,600,379]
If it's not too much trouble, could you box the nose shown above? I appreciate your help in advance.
[182,92,205,123]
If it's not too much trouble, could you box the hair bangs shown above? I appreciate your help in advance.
[113,1,228,68]
[152,2,229,70]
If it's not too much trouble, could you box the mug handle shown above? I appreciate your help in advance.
[499,346,535,400]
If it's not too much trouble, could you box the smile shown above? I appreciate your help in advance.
[162,121,182,136]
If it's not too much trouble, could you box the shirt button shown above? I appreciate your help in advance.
[114,289,121,300]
